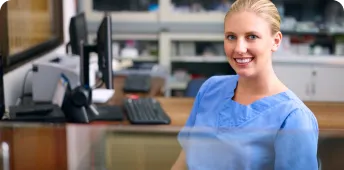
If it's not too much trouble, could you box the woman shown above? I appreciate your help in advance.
[171,0,319,169]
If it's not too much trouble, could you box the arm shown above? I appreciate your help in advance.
[171,151,186,170]
[274,109,319,170]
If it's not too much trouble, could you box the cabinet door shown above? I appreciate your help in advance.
[273,63,313,101]
[313,66,344,102]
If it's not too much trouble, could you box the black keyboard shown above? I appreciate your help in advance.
[123,74,151,93]
[123,98,171,125]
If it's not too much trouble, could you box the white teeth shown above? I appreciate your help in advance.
[235,58,252,63]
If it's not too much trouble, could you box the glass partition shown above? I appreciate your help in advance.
[0,123,342,169]
[69,125,344,170]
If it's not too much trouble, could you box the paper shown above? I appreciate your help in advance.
[92,89,115,103]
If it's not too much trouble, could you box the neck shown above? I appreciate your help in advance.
[237,67,285,96]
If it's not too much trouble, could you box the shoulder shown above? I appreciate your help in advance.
[200,75,238,94]
[280,96,319,131]
[204,74,238,86]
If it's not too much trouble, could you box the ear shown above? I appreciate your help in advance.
[271,31,282,52]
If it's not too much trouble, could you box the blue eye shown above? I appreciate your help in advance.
[247,35,258,40]
[227,35,236,40]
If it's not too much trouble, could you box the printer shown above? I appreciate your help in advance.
[32,55,81,103]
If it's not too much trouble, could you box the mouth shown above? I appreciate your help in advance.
[233,57,254,64]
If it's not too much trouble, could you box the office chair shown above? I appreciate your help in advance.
[184,78,207,97]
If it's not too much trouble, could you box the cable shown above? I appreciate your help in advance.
[92,71,104,89]
[21,69,33,98]
[92,80,104,89]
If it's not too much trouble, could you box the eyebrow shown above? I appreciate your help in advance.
[225,31,261,35]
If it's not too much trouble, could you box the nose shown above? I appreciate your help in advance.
[234,39,247,54]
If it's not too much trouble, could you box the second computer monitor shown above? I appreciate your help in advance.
[96,15,113,89]
[69,12,88,56]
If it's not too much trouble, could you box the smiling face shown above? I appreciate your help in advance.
[224,11,282,78]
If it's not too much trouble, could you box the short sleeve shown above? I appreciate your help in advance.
[177,77,214,144]
[274,109,319,170]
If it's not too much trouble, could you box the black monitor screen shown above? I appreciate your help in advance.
[69,12,88,56]
[96,15,113,89]
[0,0,9,119]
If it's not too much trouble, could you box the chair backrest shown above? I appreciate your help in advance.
[185,78,207,97]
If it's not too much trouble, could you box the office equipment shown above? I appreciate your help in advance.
[8,104,65,122]
[13,104,54,116]
[59,73,123,123]
[67,12,88,55]
[123,74,151,93]
[95,15,113,89]
[63,14,117,123]
[80,14,113,90]
[9,74,68,122]
[123,98,171,125]
[31,55,80,103]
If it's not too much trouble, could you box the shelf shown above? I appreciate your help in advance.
[81,0,159,23]
[161,12,225,23]
[159,0,227,23]
[172,56,226,63]
[167,33,223,41]
[88,33,159,41]
[170,55,344,65]
[168,81,188,90]
[122,56,158,62]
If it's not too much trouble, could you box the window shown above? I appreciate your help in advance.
[0,0,63,72]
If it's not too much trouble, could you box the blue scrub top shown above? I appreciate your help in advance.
[178,75,319,170]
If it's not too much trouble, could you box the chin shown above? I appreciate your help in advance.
[235,69,256,78]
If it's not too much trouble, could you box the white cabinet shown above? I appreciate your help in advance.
[274,63,344,102]
[273,63,313,101]
[312,65,344,102]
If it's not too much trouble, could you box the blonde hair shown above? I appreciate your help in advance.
[225,0,281,34]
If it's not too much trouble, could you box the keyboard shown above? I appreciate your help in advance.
[123,74,151,93]
[123,98,171,125]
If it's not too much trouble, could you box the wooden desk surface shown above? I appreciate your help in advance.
[156,97,344,130]
[106,76,344,130]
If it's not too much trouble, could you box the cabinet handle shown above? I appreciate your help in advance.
[306,83,310,96]
[312,70,317,76]
[311,83,316,95]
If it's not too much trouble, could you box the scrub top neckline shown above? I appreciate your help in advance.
[226,75,292,112]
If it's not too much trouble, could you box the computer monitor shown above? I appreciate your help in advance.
[68,12,88,56]
[96,15,113,89]
[79,14,113,90]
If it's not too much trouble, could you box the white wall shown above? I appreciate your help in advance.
[4,0,76,107]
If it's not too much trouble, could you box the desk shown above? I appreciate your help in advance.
[4,77,344,170]
[108,76,344,129]
[156,97,344,130]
